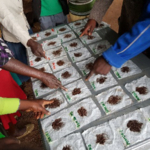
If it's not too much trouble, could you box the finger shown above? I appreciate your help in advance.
[59,85,68,91]
[85,70,94,81]
[42,100,54,106]
[39,50,46,58]
[80,27,90,37]
[40,112,45,119]
[88,26,95,36]
[40,107,50,115]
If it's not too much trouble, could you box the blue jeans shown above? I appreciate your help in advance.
[40,12,68,31]
[4,28,33,83]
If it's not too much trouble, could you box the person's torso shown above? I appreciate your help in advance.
[40,0,63,17]
[1,0,30,43]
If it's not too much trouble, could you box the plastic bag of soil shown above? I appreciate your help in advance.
[62,79,92,103]
[73,26,85,36]
[76,57,96,76]
[68,47,92,63]
[94,21,110,31]
[58,31,77,43]
[45,46,67,61]
[39,29,57,39]
[82,122,125,150]
[49,56,72,72]
[69,20,86,29]
[89,72,117,91]
[112,60,142,80]
[109,110,150,147]
[43,91,68,117]
[31,33,42,41]
[54,66,81,85]
[63,39,84,52]
[89,40,111,55]
[55,25,71,34]
[50,133,86,150]
[68,97,101,129]
[80,32,102,44]
[96,86,132,114]
[125,76,150,101]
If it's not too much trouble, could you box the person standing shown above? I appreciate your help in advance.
[0,0,46,83]
[33,0,69,31]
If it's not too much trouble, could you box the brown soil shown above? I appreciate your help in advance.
[75,22,81,26]
[72,88,81,95]
[35,57,41,62]
[64,34,72,38]
[59,28,66,31]
[121,66,130,73]
[45,32,51,36]
[70,42,77,47]
[52,118,64,131]
[85,62,93,71]
[99,23,104,27]
[40,82,48,89]
[97,45,107,50]
[62,145,71,150]
[87,35,95,40]
[127,120,143,132]
[57,60,65,66]
[136,86,148,95]
[77,107,87,117]
[45,98,61,109]
[107,95,122,105]
[48,41,56,46]
[61,71,71,79]
[52,48,62,56]
[96,77,107,84]
[74,52,82,57]
[39,67,45,72]
[96,133,107,145]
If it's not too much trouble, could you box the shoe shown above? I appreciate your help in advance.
[16,124,34,139]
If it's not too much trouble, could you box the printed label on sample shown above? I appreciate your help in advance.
[100,102,109,113]
[92,48,96,54]
[69,111,80,128]
[45,132,52,142]
[35,89,38,97]
[91,82,96,90]
[30,61,34,66]
[88,144,92,150]
[115,71,121,79]
[119,130,130,146]
[66,93,71,101]
[82,70,87,76]
[52,63,56,70]
[71,57,75,62]
[132,92,140,101]
[64,47,68,52]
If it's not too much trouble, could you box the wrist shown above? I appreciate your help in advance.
[27,39,34,47]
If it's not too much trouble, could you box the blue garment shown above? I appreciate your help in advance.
[103,0,150,68]
[3,28,33,83]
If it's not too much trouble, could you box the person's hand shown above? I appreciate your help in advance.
[0,137,20,147]
[27,39,46,58]
[86,56,112,81]
[80,19,97,37]
[39,72,67,91]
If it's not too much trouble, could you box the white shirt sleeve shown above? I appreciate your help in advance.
[0,3,31,47]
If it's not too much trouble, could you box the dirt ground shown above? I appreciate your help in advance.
[16,0,123,149]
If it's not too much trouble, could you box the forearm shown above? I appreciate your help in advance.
[103,19,150,68]
[2,58,42,79]
[0,97,20,115]
[89,0,114,25]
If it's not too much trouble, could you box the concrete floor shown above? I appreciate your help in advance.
[103,0,123,32]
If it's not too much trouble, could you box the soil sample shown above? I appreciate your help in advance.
[52,48,62,56]
[62,145,71,150]
[121,66,130,73]
[107,95,122,105]
[136,86,148,95]
[45,32,51,36]
[85,62,93,71]
[52,118,64,131]
[97,45,106,50]
[127,120,143,132]
[59,28,66,32]
[35,57,41,62]
[40,82,48,89]
[72,88,81,95]
[38,67,45,72]
[61,71,71,79]
[77,107,87,117]
[32,37,37,41]
[57,60,65,66]
[70,42,78,47]
[45,98,61,109]
[74,52,82,57]
[100,23,104,27]
[75,22,81,26]
[96,77,107,84]
[48,41,56,46]
[64,34,72,38]
[96,133,107,145]
[87,35,95,40]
